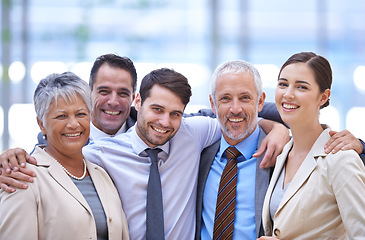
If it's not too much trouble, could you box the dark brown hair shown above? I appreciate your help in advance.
[89,53,137,92]
[139,68,192,106]
[279,52,332,108]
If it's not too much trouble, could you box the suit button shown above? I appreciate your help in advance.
[274,228,280,237]
[109,217,112,222]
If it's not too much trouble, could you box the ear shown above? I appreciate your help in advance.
[135,93,142,112]
[257,92,266,112]
[37,117,47,136]
[319,89,331,107]
[209,94,217,115]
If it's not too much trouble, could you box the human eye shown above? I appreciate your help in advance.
[77,112,88,118]
[55,114,67,120]
[98,89,110,95]
[277,81,288,88]
[240,95,251,101]
[170,112,181,117]
[219,96,230,103]
[153,107,162,113]
[297,85,308,90]
[118,90,130,97]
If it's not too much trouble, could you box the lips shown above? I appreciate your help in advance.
[103,110,121,116]
[282,103,299,110]
[228,117,244,123]
[63,132,82,137]
[151,125,169,133]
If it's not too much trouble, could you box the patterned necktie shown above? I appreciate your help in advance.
[145,148,165,240]
[213,146,242,240]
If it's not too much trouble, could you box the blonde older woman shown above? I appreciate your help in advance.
[0,72,129,240]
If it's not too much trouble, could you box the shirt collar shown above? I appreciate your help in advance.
[218,124,260,162]
[130,126,170,159]
[90,122,126,142]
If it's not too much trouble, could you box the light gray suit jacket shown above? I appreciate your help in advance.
[0,146,129,240]
[195,128,272,239]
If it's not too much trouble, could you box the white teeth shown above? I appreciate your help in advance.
[283,103,298,109]
[64,133,81,137]
[152,126,167,133]
[229,118,244,122]
[104,110,120,115]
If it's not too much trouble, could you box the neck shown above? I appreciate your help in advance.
[290,121,323,153]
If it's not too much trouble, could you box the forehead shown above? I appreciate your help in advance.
[49,94,87,110]
[215,71,256,93]
[93,64,133,89]
[280,63,315,80]
[145,85,184,110]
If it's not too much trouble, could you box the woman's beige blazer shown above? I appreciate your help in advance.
[0,146,129,240]
[262,129,365,239]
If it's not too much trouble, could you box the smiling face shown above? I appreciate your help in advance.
[275,63,330,128]
[91,64,135,135]
[38,94,90,159]
[210,71,265,146]
[134,84,185,148]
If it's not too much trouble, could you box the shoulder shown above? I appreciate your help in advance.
[181,115,218,131]
[323,149,365,182]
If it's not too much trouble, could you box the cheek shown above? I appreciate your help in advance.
[275,89,282,103]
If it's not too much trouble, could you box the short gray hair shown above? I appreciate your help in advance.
[210,60,263,103]
[33,72,92,124]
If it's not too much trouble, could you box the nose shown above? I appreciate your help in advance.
[107,92,119,106]
[159,113,170,127]
[283,86,294,100]
[67,116,80,128]
[230,98,242,114]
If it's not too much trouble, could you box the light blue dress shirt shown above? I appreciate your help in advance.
[83,116,221,240]
[201,125,259,240]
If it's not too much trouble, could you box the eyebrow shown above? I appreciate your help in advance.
[278,78,311,85]
[96,86,132,93]
[150,103,184,115]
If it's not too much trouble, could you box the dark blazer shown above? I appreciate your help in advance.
[195,128,273,239]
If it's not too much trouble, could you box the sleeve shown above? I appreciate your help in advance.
[0,185,39,239]
[82,144,106,169]
[359,139,365,164]
[258,102,286,125]
[328,150,365,238]
[184,116,221,149]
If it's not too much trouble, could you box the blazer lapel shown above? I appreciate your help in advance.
[254,128,272,237]
[196,140,220,240]
[47,162,93,214]
[33,147,93,215]
[274,130,330,215]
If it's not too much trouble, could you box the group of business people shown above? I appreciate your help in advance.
[0,52,364,239]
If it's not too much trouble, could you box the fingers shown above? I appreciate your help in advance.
[253,141,266,158]
[0,170,32,192]
[0,148,32,173]
[324,130,363,154]
[0,183,16,193]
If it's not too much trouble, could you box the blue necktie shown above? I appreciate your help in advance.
[145,148,165,240]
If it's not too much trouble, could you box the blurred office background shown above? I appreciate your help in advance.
[1,0,365,152]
